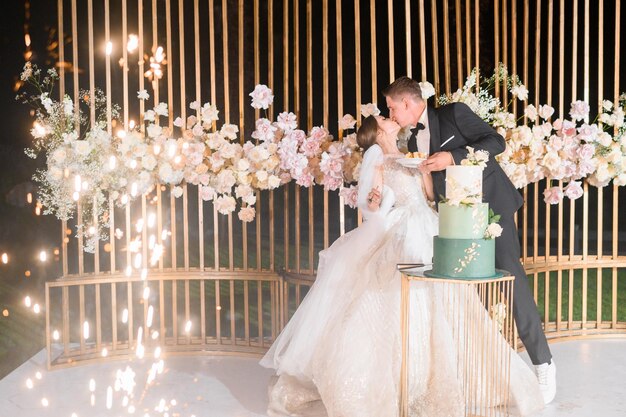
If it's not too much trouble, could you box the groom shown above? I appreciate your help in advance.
[382,76,556,404]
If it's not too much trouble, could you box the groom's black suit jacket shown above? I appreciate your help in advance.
[427,102,523,218]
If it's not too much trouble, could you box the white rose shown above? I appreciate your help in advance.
[419,81,435,99]
[485,223,503,239]
[142,154,157,171]
[74,140,92,156]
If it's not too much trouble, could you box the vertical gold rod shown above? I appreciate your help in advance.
[283,0,289,272]
[222,0,230,122]
[512,0,518,116]
[183,186,189,270]
[126,204,132,273]
[152,0,159,103]
[122,0,129,127]
[502,0,508,107]
[172,281,177,344]
[369,0,377,102]
[200,280,206,343]
[323,0,330,249]
[268,0,275,269]
[157,188,163,271]
[523,0,529,121]
[442,0,450,95]
[597,189,604,327]
[244,281,250,345]
[583,0,591,105]
[569,199,575,329]
[418,0,427,80]
[405,0,412,77]
[95,284,102,351]
[58,0,65,95]
[109,200,116,273]
[178,0,186,122]
[195,0,201,104]
[229,280,236,345]
[455,0,463,89]
[257,282,263,346]
[387,0,395,82]
[355,0,362,118]
[138,0,145,121]
[71,0,83,274]
[228,213,234,270]
[62,287,69,356]
[199,197,205,271]
[88,0,95,125]
[558,0,564,117]
[165,0,174,130]
[465,0,472,74]
[534,0,542,110]
[104,0,112,134]
[612,187,618,327]
[170,194,177,270]
[93,197,100,274]
[557,191,564,332]
[431,0,441,94]
[572,0,578,100]
[547,0,553,106]
[474,0,479,77]
[307,0,314,274]
[127,282,134,346]
[62,220,68,276]
[185,280,190,344]
[142,196,148,271]
[159,280,164,346]
[582,182,589,326]
[294,0,300,274]
[77,204,84,275]
[238,0,248,271]
[79,285,85,353]
[111,283,117,351]
[215,280,222,345]
[294,0,299,118]
[336,0,346,237]
[494,0,500,99]
[209,0,217,110]
[253,0,260,272]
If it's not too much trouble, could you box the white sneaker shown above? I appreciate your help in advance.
[535,361,556,404]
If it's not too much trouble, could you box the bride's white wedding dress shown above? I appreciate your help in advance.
[260,145,544,417]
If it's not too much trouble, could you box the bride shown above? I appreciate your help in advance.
[260,115,544,417]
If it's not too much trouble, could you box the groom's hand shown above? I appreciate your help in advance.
[421,151,454,173]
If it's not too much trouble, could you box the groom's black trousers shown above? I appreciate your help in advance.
[495,215,553,366]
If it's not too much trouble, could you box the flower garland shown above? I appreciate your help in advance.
[18,63,362,251]
[18,62,626,251]
[439,63,626,204]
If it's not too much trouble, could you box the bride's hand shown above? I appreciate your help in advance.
[367,187,382,211]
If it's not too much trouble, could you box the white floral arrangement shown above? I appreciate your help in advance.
[460,146,490,168]
[483,209,503,240]
[19,63,362,251]
[443,63,626,205]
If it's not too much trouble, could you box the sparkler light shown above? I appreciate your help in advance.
[127,34,138,52]
[106,41,113,55]
[83,321,90,339]
[122,308,129,324]
[184,320,192,333]
[39,251,47,262]
[24,296,31,307]
[52,330,60,340]
[1,253,7,264]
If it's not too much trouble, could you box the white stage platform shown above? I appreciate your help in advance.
[1,339,624,417]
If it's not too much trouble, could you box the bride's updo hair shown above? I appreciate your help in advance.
[356,115,378,151]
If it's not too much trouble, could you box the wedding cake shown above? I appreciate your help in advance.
[427,151,502,279]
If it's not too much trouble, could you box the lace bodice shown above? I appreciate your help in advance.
[382,155,429,209]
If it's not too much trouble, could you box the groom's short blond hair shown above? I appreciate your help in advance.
[382,76,423,101]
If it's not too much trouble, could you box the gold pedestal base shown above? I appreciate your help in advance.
[399,268,515,417]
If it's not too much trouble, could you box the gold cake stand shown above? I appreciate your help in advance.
[399,265,516,417]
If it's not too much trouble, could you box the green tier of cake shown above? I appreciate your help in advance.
[430,236,496,278]
[438,202,489,239]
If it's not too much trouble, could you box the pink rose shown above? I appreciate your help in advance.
[249,84,274,109]
[339,185,359,208]
[238,206,256,222]
[543,186,563,205]
[564,181,583,200]
[569,100,590,121]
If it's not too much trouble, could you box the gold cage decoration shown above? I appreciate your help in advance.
[44,0,625,368]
